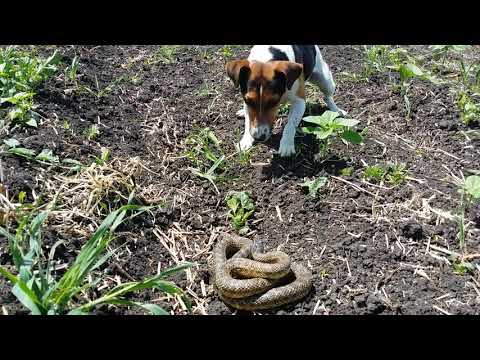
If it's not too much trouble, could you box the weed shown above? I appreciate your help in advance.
[0,46,61,128]
[146,46,181,65]
[196,83,216,97]
[83,124,100,140]
[363,163,408,185]
[185,127,228,193]
[385,163,408,185]
[363,165,387,183]
[339,167,354,177]
[226,191,254,234]
[94,147,111,165]
[457,91,480,126]
[301,176,328,198]
[457,175,480,250]
[430,45,471,62]
[0,204,193,315]
[79,74,125,100]
[302,111,363,159]
[3,139,82,171]
[221,46,234,58]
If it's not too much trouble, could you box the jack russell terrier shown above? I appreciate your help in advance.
[226,45,346,158]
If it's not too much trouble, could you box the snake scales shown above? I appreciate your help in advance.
[213,232,313,311]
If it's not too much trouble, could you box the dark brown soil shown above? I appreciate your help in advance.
[1,45,479,315]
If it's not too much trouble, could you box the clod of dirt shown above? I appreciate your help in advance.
[401,221,424,240]
[437,120,458,131]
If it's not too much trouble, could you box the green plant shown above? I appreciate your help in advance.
[146,46,181,65]
[94,147,111,165]
[196,83,216,97]
[430,45,471,62]
[79,74,126,100]
[83,124,100,140]
[363,165,387,183]
[457,175,480,250]
[0,204,193,315]
[302,111,363,159]
[186,127,229,193]
[385,163,408,185]
[4,139,82,171]
[226,191,254,234]
[339,167,354,177]
[64,55,79,87]
[0,47,61,128]
[363,163,408,185]
[301,176,328,198]
[457,91,479,125]
[221,45,234,58]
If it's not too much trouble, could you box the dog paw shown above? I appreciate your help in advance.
[237,135,254,151]
[236,109,246,118]
[278,138,296,157]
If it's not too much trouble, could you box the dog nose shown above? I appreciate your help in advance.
[251,126,271,142]
[255,133,267,142]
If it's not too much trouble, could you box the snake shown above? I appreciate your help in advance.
[212,232,313,311]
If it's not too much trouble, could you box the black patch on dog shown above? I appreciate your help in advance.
[268,47,289,61]
[292,45,316,80]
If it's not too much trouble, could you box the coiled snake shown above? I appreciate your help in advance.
[213,232,313,311]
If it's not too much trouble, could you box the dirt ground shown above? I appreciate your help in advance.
[1,45,480,315]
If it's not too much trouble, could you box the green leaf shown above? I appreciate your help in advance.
[35,149,59,163]
[0,265,43,315]
[4,138,20,148]
[301,176,328,198]
[335,118,360,127]
[464,175,480,199]
[341,130,363,144]
[25,118,37,127]
[8,147,36,159]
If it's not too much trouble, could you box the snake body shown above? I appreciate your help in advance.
[213,232,313,311]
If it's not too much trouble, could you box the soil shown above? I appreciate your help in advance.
[1,45,480,315]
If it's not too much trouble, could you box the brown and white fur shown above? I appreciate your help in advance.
[226,45,345,157]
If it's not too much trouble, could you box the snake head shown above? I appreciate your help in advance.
[251,238,266,255]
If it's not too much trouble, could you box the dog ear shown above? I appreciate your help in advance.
[271,61,303,90]
[226,59,251,90]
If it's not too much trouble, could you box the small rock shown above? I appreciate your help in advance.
[438,120,457,131]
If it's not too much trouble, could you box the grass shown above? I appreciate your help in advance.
[185,127,230,194]
[0,203,193,315]
[79,74,126,100]
[226,191,254,234]
[0,46,61,128]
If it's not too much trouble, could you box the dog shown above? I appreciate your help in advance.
[226,45,345,158]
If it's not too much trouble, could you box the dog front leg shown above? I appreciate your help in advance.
[278,97,306,157]
[237,102,255,151]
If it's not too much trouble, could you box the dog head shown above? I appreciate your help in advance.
[226,60,303,141]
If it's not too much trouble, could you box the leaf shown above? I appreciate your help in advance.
[464,175,480,199]
[301,177,328,198]
[303,111,340,126]
[35,149,59,163]
[25,118,37,128]
[0,265,43,315]
[341,130,363,144]
[314,127,334,140]
[8,147,36,159]
[335,118,360,127]
[4,138,20,148]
